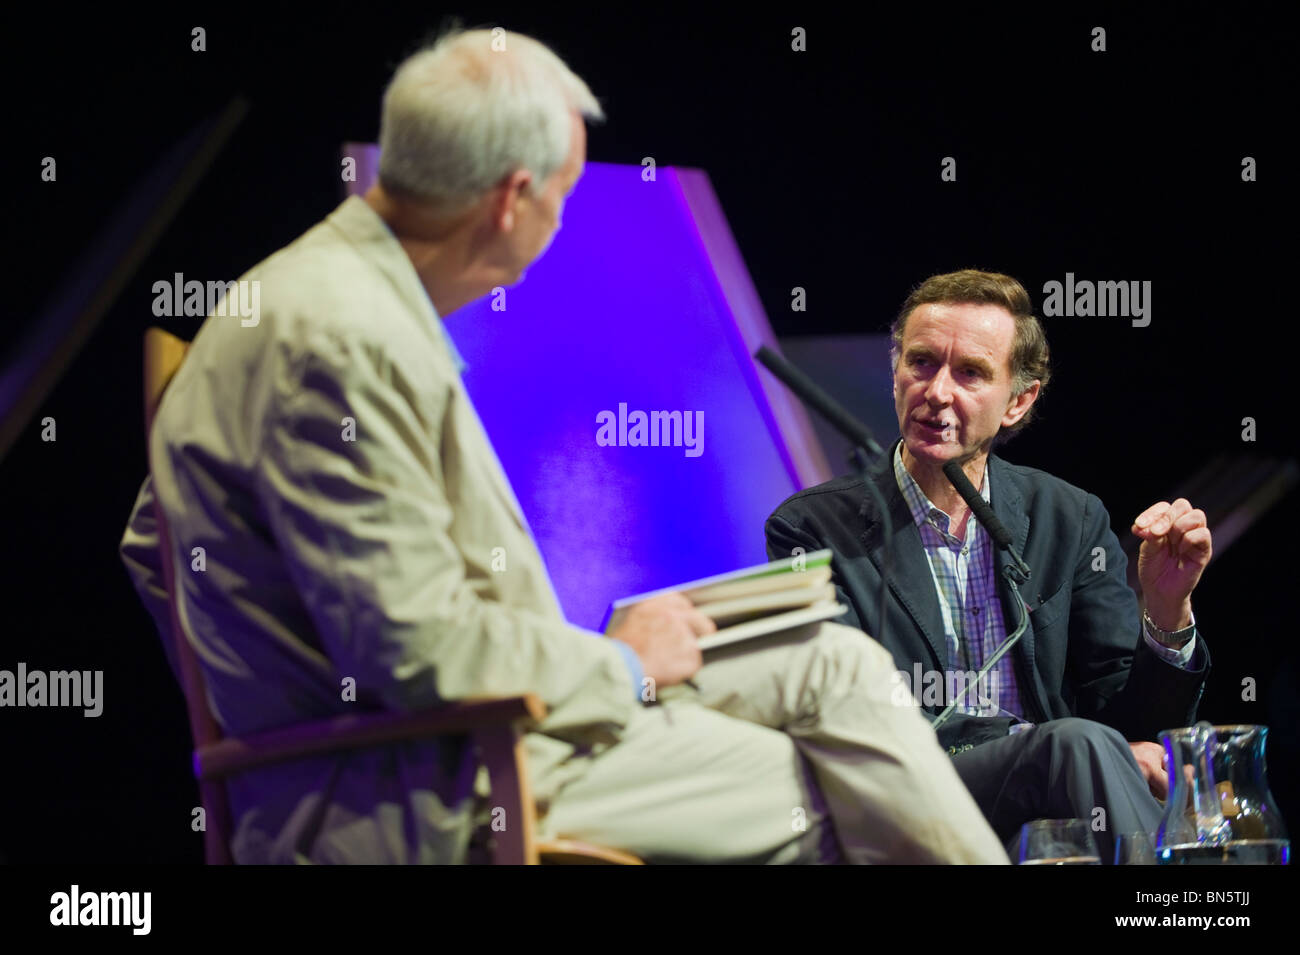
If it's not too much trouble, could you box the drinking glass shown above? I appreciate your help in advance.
[1017,819,1101,865]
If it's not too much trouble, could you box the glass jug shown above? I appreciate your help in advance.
[1156,722,1290,864]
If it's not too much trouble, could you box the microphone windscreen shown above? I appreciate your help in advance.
[942,459,1014,550]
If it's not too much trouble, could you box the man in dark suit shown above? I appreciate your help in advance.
[765,269,1212,861]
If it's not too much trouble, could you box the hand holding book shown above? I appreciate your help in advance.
[606,592,710,689]
[603,550,846,652]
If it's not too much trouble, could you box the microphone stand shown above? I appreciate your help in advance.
[930,460,1034,731]
[930,572,1030,730]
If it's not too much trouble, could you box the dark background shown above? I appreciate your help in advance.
[1,4,1293,863]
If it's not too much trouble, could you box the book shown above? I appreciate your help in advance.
[602,550,847,651]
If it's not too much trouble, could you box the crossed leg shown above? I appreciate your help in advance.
[535,621,1009,863]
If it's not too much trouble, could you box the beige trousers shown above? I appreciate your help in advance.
[532,622,1010,864]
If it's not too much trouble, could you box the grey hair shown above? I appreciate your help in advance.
[377,27,603,210]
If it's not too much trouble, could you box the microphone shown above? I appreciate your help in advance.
[752,344,890,653]
[941,458,1031,584]
[930,457,1033,730]
[755,346,884,459]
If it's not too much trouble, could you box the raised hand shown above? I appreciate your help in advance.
[1131,498,1212,633]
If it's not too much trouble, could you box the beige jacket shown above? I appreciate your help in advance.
[120,196,637,863]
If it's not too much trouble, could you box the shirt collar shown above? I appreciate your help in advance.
[892,440,990,536]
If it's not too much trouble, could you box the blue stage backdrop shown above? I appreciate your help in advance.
[348,155,831,630]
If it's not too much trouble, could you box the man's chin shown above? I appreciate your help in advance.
[905,427,956,450]
[903,435,963,467]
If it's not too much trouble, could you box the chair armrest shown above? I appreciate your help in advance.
[537,839,645,865]
[194,694,546,781]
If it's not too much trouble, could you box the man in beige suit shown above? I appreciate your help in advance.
[121,27,1008,863]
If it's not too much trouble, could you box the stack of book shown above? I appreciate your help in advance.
[602,549,846,650]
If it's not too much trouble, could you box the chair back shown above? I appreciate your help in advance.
[143,327,236,864]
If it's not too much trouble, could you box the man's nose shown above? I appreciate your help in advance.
[924,366,954,404]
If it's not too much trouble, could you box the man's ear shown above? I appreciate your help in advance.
[1002,380,1041,428]
[492,169,533,232]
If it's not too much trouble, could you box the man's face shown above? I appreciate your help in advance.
[892,302,1036,469]
[509,109,585,282]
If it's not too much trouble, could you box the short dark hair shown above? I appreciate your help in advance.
[889,269,1051,437]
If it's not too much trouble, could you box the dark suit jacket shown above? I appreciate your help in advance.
[765,441,1209,752]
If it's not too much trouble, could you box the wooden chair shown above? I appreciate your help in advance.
[142,327,640,865]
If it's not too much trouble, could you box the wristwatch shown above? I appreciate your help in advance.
[1142,609,1195,649]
